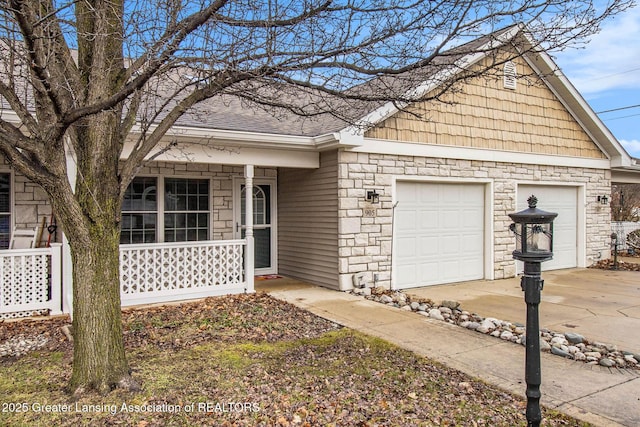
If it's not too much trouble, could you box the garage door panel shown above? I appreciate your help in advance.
[421,211,439,228]
[396,182,485,289]
[441,260,461,279]
[418,184,438,201]
[441,237,460,255]
[462,234,484,255]
[397,210,417,231]
[396,236,417,257]
[398,265,417,285]
[462,209,482,224]
[419,238,439,257]
[440,210,461,228]
[518,185,577,271]
[397,182,418,200]
[442,188,462,203]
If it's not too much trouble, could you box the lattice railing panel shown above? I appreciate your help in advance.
[119,240,246,305]
[1,252,48,306]
[0,245,62,316]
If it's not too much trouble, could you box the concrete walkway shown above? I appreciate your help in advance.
[262,269,640,427]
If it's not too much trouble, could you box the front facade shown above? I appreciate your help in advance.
[332,52,614,290]
[2,28,640,317]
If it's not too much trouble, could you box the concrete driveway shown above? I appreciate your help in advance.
[406,267,640,355]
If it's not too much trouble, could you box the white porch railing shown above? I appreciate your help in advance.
[0,243,62,316]
[119,239,247,307]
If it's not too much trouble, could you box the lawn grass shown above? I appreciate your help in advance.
[0,294,590,426]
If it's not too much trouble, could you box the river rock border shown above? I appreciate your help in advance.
[353,287,640,370]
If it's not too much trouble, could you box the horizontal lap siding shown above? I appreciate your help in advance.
[278,151,339,289]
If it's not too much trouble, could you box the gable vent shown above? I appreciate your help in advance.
[504,61,517,90]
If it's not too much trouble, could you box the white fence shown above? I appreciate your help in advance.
[611,221,640,251]
[0,243,62,316]
[1,239,248,317]
[119,239,247,307]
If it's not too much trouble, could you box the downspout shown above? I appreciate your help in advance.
[390,201,399,290]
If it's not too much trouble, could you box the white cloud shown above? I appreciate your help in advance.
[621,139,640,158]
[554,6,640,95]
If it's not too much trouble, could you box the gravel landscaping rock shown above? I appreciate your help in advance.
[564,332,584,344]
[358,287,640,370]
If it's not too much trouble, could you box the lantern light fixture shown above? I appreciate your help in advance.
[366,190,380,204]
[508,195,558,263]
[597,195,609,205]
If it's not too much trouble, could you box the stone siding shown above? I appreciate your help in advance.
[132,161,277,240]
[337,150,611,289]
[3,159,276,244]
[0,157,55,246]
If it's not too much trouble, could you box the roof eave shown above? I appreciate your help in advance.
[129,123,348,151]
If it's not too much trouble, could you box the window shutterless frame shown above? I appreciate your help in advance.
[121,175,211,244]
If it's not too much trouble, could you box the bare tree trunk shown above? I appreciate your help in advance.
[62,110,137,395]
[69,226,133,395]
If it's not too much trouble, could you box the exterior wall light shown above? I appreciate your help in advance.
[597,195,609,205]
[366,190,380,204]
[508,195,558,427]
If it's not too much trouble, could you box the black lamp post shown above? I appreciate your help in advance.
[509,195,557,427]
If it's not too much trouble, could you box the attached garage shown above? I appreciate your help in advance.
[517,185,579,271]
[394,181,486,289]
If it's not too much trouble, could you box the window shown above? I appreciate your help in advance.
[241,185,269,226]
[164,178,209,242]
[121,177,157,244]
[121,177,210,244]
[0,173,9,248]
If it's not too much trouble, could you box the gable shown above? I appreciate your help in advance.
[364,54,607,160]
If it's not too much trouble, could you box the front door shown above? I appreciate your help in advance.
[234,180,277,275]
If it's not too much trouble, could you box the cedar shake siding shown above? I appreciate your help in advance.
[278,151,339,288]
[365,55,606,160]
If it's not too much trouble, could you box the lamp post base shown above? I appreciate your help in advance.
[522,261,543,427]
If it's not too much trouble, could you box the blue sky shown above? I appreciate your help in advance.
[553,4,640,158]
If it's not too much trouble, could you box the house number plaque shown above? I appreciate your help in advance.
[363,208,376,217]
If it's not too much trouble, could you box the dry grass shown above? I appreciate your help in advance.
[0,294,590,426]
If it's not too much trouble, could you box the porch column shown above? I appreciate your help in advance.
[244,164,255,293]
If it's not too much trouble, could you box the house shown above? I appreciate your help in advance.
[2,25,640,317]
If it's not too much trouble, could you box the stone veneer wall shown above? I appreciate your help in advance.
[2,158,276,244]
[133,161,277,240]
[0,158,55,245]
[337,150,611,290]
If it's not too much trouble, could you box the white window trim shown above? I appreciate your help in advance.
[122,174,213,244]
[162,176,211,243]
[121,176,158,244]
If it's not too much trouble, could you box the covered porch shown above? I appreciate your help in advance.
[1,134,322,318]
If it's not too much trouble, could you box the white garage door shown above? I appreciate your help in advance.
[395,182,485,289]
[517,185,577,270]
